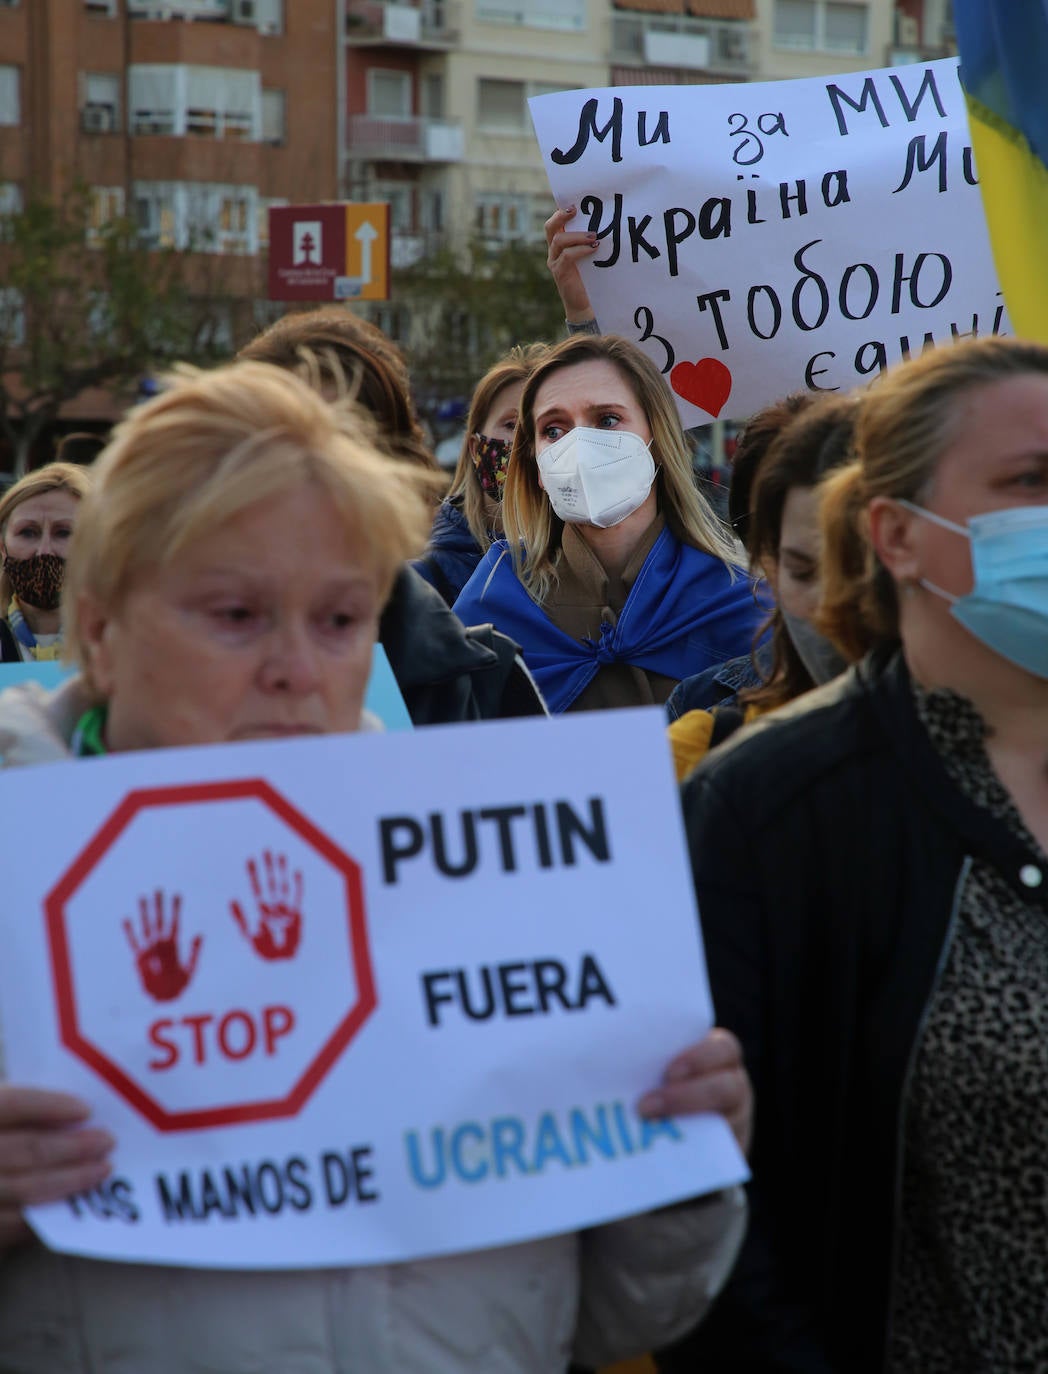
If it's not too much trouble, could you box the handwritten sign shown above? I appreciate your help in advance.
[0,708,745,1268]
[530,59,1009,426]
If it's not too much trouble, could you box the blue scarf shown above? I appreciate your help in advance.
[453,530,767,713]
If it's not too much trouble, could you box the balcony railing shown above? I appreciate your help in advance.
[347,115,464,162]
[345,0,460,47]
[610,15,752,76]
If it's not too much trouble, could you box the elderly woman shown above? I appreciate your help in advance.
[453,335,766,714]
[0,461,93,662]
[667,336,1048,1373]
[0,360,750,1374]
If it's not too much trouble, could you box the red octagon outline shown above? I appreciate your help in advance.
[44,779,375,1133]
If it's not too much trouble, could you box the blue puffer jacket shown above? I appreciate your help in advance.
[414,500,485,607]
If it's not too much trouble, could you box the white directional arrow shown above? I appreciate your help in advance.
[354,220,379,287]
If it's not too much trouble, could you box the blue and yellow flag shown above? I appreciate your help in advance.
[955,1,1048,340]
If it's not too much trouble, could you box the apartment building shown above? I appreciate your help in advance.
[754,0,954,82]
[344,0,612,272]
[0,0,339,431]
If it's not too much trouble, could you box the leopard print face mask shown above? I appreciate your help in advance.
[4,552,65,611]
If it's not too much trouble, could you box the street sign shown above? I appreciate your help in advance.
[45,778,374,1132]
[268,203,391,302]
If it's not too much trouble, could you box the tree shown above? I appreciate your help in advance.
[0,186,227,477]
[394,237,568,408]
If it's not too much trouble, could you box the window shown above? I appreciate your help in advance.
[84,0,118,14]
[0,288,25,348]
[773,0,867,54]
[476,0,585,32]
[82,72,121,133]
[475,191,532,242]
[134,180,259,255]
[477,78,525,132]
[257,196,287,249]
[420,187,444,233]
[422,73,444,120]
[0,182,21,216]
[88,186,126,241]
[372,182,414,232]
[261,89,285,144]
[477,78,568,133]
[129,65,262,139]
[0,65,20,126]
[367,70,412,120]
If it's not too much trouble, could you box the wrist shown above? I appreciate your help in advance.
[566,315,599,335]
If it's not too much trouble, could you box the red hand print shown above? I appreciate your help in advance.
[230,851,303,961]
[123,891,203,1003]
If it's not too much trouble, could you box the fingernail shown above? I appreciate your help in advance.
[565,204,576,214]
[637,1091,664,1117]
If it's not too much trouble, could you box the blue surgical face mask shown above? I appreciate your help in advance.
[899,500,1048,680]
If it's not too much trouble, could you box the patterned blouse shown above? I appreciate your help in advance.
[888,685,1048,1371]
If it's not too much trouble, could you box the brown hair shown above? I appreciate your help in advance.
[728,392,818,536]
[0,461,93,610]
[502,334,738,602]
[819,336,1048,660]
[739,394,860,712]
[238,306,438,474]
[447,343,550,553]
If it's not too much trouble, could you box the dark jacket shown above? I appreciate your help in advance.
[380,566,546,724]
[413,500,484,608]
[0,619,20,662]
[665,650,766,720]
[661,650,1048,1373]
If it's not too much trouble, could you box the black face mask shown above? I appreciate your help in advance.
[4,553,65,611]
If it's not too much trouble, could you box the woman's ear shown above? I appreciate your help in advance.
[76,591,116,698]
[868,497,923,584]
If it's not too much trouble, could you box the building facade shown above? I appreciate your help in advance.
[0,0,339,436]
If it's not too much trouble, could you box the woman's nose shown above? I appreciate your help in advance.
[259,622,322,695]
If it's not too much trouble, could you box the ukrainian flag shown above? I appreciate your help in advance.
[955,1,1048,340]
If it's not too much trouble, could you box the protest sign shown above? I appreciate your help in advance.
[530,58,1009,427]
[0,708,745,1268]
[0,646,412,730]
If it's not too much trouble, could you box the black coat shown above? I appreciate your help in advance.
[379,566,546,725]
[660,651,1048,1373]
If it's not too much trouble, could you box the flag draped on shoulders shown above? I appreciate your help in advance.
[452,531,764,714]
[955,0,1048,340]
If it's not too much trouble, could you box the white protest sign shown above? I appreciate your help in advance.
[0,709,746,1268]
[530,59,1009,427]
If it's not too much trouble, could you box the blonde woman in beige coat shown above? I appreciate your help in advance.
[0,360,749,1374]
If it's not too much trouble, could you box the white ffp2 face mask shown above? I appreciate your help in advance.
[536,427,656,529]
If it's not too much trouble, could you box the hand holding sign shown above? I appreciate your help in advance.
[0,1086,113,1251]
[123,892,202,1004]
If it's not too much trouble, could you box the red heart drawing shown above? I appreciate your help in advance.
[670,358,733,418]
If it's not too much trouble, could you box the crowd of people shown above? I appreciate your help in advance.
[0,213,1044,1373]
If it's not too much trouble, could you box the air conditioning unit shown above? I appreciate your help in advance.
[82,106,115,133]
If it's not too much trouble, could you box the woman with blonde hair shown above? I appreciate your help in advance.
[0,461,93,663]
[0,357,752,1374]
[453,334,765,713]
[671,334,1048,1373]
[417,343,549,605]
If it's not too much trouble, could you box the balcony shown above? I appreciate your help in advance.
[345,0,460,48]
[347,115,463,162]
[610,15,752,77]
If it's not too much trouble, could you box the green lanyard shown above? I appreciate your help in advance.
[72,704,108,758]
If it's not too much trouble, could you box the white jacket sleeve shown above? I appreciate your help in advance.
[571,1186,747,1367]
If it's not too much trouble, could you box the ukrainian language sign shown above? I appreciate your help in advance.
[0,710,745,1268]
[530,58,1008,427]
